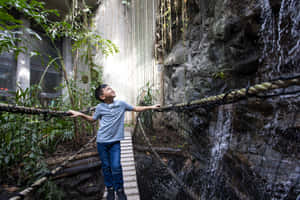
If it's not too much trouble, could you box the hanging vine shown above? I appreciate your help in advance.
[168,0,173,48]
[155,0,191,106]
[155,0,191,62]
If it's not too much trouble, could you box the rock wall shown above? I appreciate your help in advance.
[135,0,300,199]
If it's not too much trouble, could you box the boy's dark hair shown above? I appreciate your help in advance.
[95,84,108,102]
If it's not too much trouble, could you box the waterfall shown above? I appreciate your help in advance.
[209,105,233,172]
[260,0,300,76]
[260,0,276,66]
[204,105,233,198]
[93,0,159,122]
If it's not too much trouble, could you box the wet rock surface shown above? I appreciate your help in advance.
[135,0,300,199]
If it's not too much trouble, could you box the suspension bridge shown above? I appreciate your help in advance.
[1,75,299,200]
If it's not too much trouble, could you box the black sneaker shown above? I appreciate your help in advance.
[107,187,115,200]
[116,188,127,200]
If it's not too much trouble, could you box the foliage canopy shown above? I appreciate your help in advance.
[0,0,119,198]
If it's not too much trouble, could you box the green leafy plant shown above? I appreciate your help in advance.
[0,0,119,197]
[137,82,158,130]
[212,71,226,79]
[36,180,65,200]
[0,0,58,54]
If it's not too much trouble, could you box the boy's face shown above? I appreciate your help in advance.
[100,86,116,101]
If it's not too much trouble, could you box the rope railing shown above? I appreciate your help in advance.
[9,136,97,200]
[0,103,71,117]
[0,104,95,117]
[133,74,300,200]
[156,75,300,112]
[1,75,299,116]
[137,117,201,200]
[2,75,300,199]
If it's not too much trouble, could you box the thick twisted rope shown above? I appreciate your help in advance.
[137,117,201,200]
[157,75,300,112]
[1,76,299,115]
[0,103,71,117]
[5,75,300,199]
[0,103,95,117]
[9,136,97,200]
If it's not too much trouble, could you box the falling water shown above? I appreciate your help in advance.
[93,0,160,122]
[260,0,276,65]
[209,105,233,172]
[286,0,300,66]
[90,0,300,199]
[204,105,233,198]
[260,0,300,76]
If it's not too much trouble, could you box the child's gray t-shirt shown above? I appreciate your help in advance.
[93,100,134,143]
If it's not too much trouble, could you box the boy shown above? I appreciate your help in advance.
[68,84,160,200]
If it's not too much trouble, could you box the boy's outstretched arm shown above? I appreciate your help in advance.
[68,110,95,122]
[133,104,160,112]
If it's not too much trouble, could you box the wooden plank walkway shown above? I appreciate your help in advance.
[102,131,140,200]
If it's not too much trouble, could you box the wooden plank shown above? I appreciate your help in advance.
[102,131,140,200]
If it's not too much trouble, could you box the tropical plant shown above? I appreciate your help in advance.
[0,85,72,189]
[137,82,158,130]
[0,0,119,197]
[0,0,58,54]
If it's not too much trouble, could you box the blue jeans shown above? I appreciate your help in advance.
[97,141,124,190]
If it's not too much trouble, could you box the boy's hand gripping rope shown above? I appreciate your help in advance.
[0,75,299,115]
[3,75,300,199]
